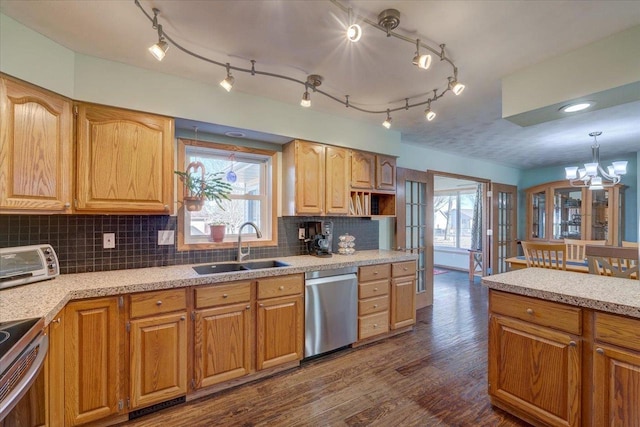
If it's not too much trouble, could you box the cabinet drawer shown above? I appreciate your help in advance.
[392,261,416,277]
[489,290,581,335]
[359,279,389,299]
[257,274,303,299]
[359,264,390,282]
[595,312,640,352]
[359,312,389,340]
[195,281,251,309]
[130,289,186,318]
[359,295,389,316]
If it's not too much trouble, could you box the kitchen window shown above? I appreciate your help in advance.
[433,189,477,250]
[177,138,277,250]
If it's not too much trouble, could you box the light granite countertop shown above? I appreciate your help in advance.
[482,268,640,319]
[0,250,417,324]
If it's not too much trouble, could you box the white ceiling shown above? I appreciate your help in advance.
[2,0,640,170]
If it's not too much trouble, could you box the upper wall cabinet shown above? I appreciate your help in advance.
[375,155,396,191]
[350,151,375,189]
[75,103,174,214]
[0,74,73,213]
[282,140,349,216]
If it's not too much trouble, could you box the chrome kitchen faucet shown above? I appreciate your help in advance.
[237,222,262,262]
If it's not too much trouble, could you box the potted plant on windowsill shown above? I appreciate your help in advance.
[208,221,228,242]
[175,161,232,213]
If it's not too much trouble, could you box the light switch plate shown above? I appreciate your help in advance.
[158,230,175,246]
[103,233,115,249]
[298,228,305,240]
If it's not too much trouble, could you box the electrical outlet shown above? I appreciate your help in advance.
[158,230,175,246]
[298,228,305,240]
[103,233,115,249]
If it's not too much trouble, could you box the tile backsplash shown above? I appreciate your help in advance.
[0,215,379,274]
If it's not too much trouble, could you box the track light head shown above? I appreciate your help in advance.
[382,109,392,129]
[347,24,362,42]
[301,89,311,107]
[448,77,465,95]
[149,39,169,61]
[220,63,234,92]
[413,54,432,70]
[425,107,436,121]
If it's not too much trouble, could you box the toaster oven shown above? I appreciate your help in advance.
[0,245,60,290]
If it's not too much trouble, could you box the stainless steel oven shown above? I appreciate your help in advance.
[0,244,60,290]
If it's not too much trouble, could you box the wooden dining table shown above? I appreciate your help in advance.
[506,256,589,273]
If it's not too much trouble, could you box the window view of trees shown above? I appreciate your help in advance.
[434,189,477,249]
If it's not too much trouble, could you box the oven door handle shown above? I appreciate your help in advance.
[0,332,49,420]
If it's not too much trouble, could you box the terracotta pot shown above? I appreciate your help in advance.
[209,224,226,242]
[184,197,204,212]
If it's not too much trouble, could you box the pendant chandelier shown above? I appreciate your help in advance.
[565,132,627,190]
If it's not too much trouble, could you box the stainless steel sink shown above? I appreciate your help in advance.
[242,260,290,270]
[193,260,290,275]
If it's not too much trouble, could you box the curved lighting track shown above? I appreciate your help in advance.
[133,0,463,120]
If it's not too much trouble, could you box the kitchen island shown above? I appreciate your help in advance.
[482,268,640,427]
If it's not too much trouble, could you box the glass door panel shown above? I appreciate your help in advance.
[531,191,546,239]
[590,189,609,241]
[553,188,582,240]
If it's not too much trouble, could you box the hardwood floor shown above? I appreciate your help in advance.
[119,270,530,427]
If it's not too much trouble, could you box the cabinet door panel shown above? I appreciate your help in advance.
[65,298,121,426]
[489,315,581,427]
[76,103,173,213]
[593,344,640,427]
[256,295,303,370]
[294,141,324,214]
[376,155,396,190]
[194,303,251,388]
[130,312,188,409]
[0,76,72,212]
[351,151,374,189]
[391,276,416,329]
[325,146,350,215]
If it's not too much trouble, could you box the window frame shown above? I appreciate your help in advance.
[176,138,278,251]
[433,187,477,251]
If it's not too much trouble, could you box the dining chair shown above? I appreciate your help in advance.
[585,245,638,279]
[564,238,606,261]
[622,241,639,248]
[521,242,567,270]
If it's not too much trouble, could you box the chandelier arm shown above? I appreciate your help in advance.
[135,0,457,117]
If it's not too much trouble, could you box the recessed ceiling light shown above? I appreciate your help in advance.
[560,102,592,113]
[225,131,245,138]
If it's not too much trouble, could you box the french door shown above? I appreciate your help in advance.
[490,183,518,274]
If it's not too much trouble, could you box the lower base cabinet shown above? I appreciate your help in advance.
[489,290,640,427]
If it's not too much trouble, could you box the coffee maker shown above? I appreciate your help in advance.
[303,221,333,257]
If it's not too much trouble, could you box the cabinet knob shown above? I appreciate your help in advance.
[373,271,379,275]
[156,301,162,306]
[526,308,534,315]
[223,294,228,298]
[279,286,285,290]
[51,318,61,324]
[259,303,264,307]
[64,202,71,208]
[246,305,250,310]
[596,348,605,355]
[373,304,378,308]
[373,288,378,291]
[373,324,378,328]
[180,316,186,321]
[403,267,408,271]
[569,341,577,347]
[164,205,169,211]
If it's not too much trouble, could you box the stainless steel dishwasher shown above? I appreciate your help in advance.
[304,266,358,358]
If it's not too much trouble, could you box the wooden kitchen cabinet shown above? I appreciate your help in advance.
[282,140,349,215]
[64,297,124,426]
[592,312,640,427]
[488,291,582,427]
[357,264,390,340]
[525,180,624,245]
[75,102,174,214]
[193,281,252,389]
[256,275,304,370]
[129,289,188,410]
[376,155,396,191]
[0,74,73,213]
[390,261,416,329]
[351,150,375,189]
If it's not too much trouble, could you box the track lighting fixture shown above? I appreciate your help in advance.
[148,8,168,61]
[220,63,235,92]
[134,0,464,124]
[412,40,432,70]
[448,77,465,95]
[382,110,392,129]
[301,87,311,108]
[346,8,362,42]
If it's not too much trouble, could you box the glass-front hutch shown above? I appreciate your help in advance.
[525,180,624,245]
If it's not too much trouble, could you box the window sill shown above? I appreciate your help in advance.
[177,237,278,252]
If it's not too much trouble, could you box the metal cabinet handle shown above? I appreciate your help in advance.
[156,301,162,306]
[64,202,71,208]
[223,294,228,298]
[596,348,605,355]
[526,308,533,315]
[279,286,285,290]
[569,341,577,347]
